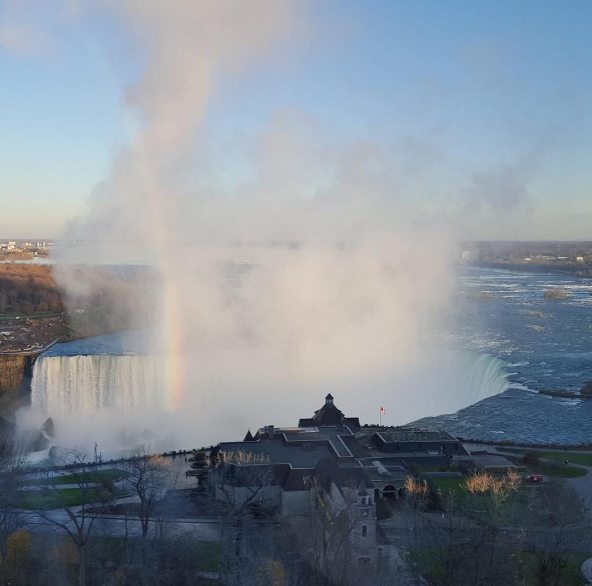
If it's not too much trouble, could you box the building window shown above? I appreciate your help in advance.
[358,557,370,566]
[362,525,368,537]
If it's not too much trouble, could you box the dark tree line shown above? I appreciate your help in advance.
[0,265,63,314]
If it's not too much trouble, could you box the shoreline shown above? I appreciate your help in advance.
[472,261,592,279]
[455,435,592,450]
[538,389,592,400]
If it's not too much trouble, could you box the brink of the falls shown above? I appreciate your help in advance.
[25,330,516,457]
[31,354,166,414]
[30,331,166,415]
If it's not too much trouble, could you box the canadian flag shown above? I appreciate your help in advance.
[380,406,386,414]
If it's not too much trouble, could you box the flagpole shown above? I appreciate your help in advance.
[379,407,382,427]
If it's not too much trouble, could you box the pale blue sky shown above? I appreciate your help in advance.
[1,0,591,238]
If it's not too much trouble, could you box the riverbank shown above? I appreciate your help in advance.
[539,389,592,400]
[475,261,592,279]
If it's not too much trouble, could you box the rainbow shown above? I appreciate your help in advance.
[162,277,185,412]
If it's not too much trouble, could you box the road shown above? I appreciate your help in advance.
[24,510,221,541]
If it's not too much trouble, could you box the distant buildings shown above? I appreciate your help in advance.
[458,241,592,277]
[0,239,52,256]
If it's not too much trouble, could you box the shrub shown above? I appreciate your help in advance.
[7,529,32,568]
[522,452,541,466]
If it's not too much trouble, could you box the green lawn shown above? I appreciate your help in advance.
[519,551,589,586]
[30,468,130,486]
[412,548,589,585]
[428,476,467,495]
[497,447,592,467]
[17,487,128,510]
[532,462,588,478]
[195,541,221,572]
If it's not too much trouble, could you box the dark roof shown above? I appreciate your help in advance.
[359,461,407,484]
[283,468,316,491]
[217,438,335,469]
[298,395,360,431]
[324,466,373,493]
[244,430,254,442]
[375,428,461,443]
[299,416,361,430]
[216,462,289,488]
[312,402,345,425]
[282,427,356,458]
[340,434,366,458]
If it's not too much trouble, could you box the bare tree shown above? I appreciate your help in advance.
[29,450,116,586]
[305,476,358,585]
[520,480,581,586]
[301,463,398,586]
[400,476,523,586]
[210,450,279,585]
[0,432,29,561]
[124,445,170,539]
[528,531,570,586]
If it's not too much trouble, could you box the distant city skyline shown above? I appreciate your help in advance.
[1,0,591,240]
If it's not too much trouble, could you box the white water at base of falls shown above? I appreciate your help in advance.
[31,355,166,415]
[30,346,512,422]
[24,335,516,458]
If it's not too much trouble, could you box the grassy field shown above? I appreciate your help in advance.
[497,447,592,467]
[194,541,221,572]
[29,468,130,486]
[17,487,129,510]
[412,548,589,585]
[519,551,589,586]
[532,462,588,478]
[428,476,467,495]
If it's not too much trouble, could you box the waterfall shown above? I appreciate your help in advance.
[27,331,514,454]
[463,352,511,401]
[31,354,166,415]
[30,345,511,419]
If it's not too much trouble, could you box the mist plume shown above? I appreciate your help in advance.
[41,1,463,451]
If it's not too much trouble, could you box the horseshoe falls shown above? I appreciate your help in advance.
[31,354,166,414]
[463,353,511,401]
[29,333,510,421]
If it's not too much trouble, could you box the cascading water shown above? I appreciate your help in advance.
[29,331,512,423]
[24,334,173,457]
[31,354,166,415]
[29,331,168,420]
[23,324,516,458]
[375,348,513,425]
[463,353,511,401]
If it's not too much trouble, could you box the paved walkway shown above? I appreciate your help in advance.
[566,467,592,519]
[25,510,221,541]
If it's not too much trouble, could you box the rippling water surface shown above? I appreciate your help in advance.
[415,266,592,445]
[32,266,592,446]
